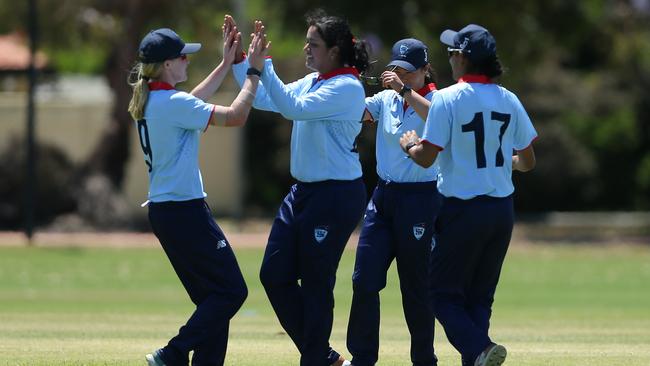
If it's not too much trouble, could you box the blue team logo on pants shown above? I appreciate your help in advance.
[413,223,426,240]
[314,226,329,243]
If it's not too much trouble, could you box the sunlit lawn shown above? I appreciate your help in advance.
[1,242,649,365]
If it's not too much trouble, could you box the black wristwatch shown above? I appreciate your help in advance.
[246,67,262,77]
[399,85,411,97]
[404,141,418,153]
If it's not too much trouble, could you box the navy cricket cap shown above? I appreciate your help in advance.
[138,28,201,63]
[440,24,496,63]
[386,38,429,72]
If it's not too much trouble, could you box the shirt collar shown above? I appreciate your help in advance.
[415,83,437,97]
[148,81,175,90]
[316,67,360,82]
[458,74,493,84]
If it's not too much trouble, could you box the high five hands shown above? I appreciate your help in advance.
[223,15,271,70]
[248,20,271,71]
[222,18,241,66]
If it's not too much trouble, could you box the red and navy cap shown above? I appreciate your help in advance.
[138,28,201,63]
[440,24,496,63]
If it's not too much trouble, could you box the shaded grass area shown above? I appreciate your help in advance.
[0,244,649,365]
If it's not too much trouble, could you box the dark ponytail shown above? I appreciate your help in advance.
[305,9,370,73]
[350,38,370,73]
[467,55,504,79]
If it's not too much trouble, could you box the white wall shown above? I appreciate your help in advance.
[0,76,244,218]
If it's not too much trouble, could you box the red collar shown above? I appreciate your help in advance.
[148,81,175,90]
[316,67,360,82]
[415,83,437,97]
[458,74,493,84]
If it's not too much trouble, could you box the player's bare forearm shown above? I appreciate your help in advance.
[210,29,267,127]
[512,145,536,172]
[190,61,230,101]
[408,145,432,167]
[403,92,431,121]
[191,25,240,101]
[400,130,439,168]
[226,76,259,126]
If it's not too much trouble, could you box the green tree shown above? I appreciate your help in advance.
[3,0,650,217]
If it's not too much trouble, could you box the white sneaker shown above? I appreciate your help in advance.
[330,355,351,366]
[474,343,507,366]
[145,349,166,366]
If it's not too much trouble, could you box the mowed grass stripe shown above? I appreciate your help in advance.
[0,244,649,365]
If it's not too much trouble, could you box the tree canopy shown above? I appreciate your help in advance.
[2,0,650,220]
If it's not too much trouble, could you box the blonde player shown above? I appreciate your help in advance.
[128,25,267,366]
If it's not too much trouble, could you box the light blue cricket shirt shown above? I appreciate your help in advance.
[422,75,538,199]
[366,83,439,183]
[137,82,214,202]
[233,58,365,182]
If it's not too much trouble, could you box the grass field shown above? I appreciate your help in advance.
[1,242,649,365]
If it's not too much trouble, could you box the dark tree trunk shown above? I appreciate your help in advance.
[81,0,156,188]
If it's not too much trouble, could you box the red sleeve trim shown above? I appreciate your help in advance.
[420,139,444,151]
[203,105,215,132]
[515,135,539,152]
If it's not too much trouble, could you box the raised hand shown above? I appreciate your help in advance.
[381,69,405,92]
[224,14,245,63]
[222,21,241,66]
[255,20,270,50]
[247,20,271,72]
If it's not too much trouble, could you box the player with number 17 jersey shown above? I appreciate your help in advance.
[421,79,537,199]
[401,24,538,366]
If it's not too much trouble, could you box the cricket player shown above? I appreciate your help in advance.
[400,24,537,366]
[225,10,369,366]
[128,25,267,366]
[346,38,442,366]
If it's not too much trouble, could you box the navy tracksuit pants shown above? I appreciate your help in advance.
[148,199,248,366]
[347,179,442,366]
[259,178,366,366]
[430,195,514,365]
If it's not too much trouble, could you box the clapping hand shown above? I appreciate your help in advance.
[247,20,271,72]
[222,17,241,66]
[224,15,244,63]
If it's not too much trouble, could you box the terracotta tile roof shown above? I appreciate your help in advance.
[0,32,48,71]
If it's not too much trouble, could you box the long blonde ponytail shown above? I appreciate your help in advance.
[127,62,164,120]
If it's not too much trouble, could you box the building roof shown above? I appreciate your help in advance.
[0,32,48,71]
